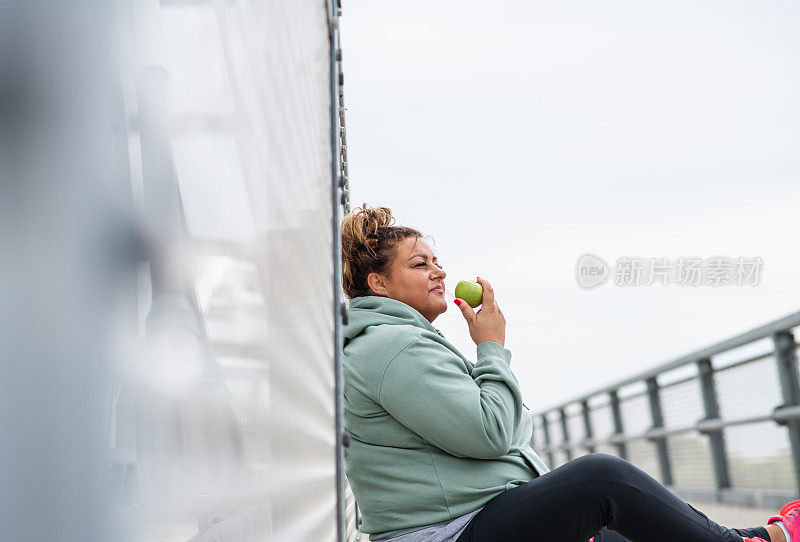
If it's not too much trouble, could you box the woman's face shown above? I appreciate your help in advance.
[367,236,447,323]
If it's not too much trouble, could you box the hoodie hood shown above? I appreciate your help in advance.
[343,295,445,343]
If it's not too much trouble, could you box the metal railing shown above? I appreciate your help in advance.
[328,1,362,540]
[532,311,800,509]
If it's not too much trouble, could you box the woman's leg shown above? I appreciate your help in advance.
[455,453,771,542]
[592,527,634,541]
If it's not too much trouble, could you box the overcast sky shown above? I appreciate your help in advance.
[341,1,800,410]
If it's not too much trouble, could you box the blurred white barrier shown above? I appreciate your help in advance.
[1,0,351,540]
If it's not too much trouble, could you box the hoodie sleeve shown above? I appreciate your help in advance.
[377,337,524,459]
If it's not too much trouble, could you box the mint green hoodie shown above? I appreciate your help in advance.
[342,295,550,540]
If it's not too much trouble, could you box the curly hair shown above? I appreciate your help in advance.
[341,203,424,299]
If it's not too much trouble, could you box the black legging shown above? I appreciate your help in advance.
[454,453,771,542]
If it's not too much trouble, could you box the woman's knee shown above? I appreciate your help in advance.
[571,452,635,479]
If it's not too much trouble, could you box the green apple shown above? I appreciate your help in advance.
[455,280,483,308]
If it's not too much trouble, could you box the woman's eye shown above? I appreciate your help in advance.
[416,262,443,269]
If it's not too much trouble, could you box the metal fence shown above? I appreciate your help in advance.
[1,0,353,540]
[532,311,800,509]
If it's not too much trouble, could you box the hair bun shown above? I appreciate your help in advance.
[340,203,424,299]
[343,203,395,257]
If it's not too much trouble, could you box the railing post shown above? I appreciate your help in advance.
[581,399,596,454]
[559,408,572,461]
[609,390,628,460]
[541,414,555,467]
[646,377,673,485]
[773,330,800,490]
[697,358,731,490]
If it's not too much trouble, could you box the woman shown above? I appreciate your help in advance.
[340,203,796,542]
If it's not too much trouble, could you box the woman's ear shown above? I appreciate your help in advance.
[367,271,388,296]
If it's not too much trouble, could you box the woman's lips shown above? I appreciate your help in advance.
[431,287,444,293]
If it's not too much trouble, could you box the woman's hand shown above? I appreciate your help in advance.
[454,276,506,347]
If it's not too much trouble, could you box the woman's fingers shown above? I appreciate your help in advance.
[476,276,494,306]
[459,277,506,347]
[454,297,476,324]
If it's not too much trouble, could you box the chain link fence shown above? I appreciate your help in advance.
[1,0,354,540]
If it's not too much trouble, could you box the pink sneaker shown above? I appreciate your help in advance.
[768,498,800,540]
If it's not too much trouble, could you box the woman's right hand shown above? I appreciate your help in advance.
[454,277,506,347]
